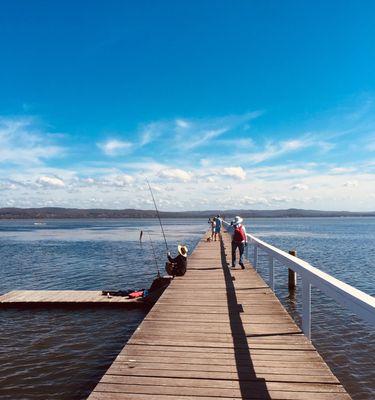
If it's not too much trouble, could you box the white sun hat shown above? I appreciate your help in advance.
[178,244,188,257]
[233,216,243,225]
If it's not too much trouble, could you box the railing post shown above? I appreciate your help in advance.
[288,250,297,291]
[302,277,311,340]
[245,241,249,260]
[253,245,258,270]
[268,255,274,291]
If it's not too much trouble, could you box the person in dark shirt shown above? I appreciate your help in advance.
[166,245,188,276]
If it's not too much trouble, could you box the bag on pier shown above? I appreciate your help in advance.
[233,225,246,243]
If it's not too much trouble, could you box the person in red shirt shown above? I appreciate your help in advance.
[228,216,248,269]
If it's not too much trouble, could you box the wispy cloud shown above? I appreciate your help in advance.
[246,138,309,164]
[158,168,192,182]
[0,116,65,165]
[97,139,133,156]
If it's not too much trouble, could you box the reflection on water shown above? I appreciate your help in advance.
[0,218,206,400]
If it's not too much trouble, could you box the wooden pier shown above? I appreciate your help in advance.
[86,231,351,400]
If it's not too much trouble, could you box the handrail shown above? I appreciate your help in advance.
[222,220,375,339]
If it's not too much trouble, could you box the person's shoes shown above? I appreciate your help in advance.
[239,262,245,269]
[231,264,236,269]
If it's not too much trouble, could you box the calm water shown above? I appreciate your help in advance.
[0,218,374,399]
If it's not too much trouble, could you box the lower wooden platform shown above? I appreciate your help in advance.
[0,290,141,305]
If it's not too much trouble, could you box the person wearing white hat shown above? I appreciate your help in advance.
[166,244,188,276]
[228,216,248,269]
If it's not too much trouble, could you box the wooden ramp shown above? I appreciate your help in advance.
[0,290,138,305]
[87,231,351,400]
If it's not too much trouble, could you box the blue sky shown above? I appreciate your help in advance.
[0,1,374,210]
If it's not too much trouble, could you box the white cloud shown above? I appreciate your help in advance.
[220,167,246,180]
[176,119,189,128]
[165,111,262,151]
[113,174,134,186]
[287,168,310,175]
[343,180,359,187]
[184,128,228,150]
[81,177,95,184]
[37,176,65,188]
[158,168,192,182]
[247,139,310,164]
[330,167,355,174]
[0,116,65,165]
[98,139,133,156]
[282,140,306,151]
[0,181,17,191]
[291,183,309,191]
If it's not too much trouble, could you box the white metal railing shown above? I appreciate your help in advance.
[222,220,375,339]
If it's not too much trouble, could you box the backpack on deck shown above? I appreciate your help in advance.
[233,225,246,243]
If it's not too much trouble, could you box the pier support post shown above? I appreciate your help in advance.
[288,250,297,291]
[302,278,311,340]
[268,255,274,291]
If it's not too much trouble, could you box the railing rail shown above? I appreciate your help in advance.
[222,220,375,339]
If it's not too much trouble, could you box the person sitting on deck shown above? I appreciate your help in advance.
[166,245,188,277]
[227,216,247,269]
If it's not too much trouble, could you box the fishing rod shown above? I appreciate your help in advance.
[146,179,169,252]
[148,232,160,277]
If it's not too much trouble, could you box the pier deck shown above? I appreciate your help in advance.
[87,231,351,400]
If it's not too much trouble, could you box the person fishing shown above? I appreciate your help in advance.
[166,244,188,276]
[146,179,188,277]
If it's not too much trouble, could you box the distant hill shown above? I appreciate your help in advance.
[0,207,374,219]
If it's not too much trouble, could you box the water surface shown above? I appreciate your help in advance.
[0,217,374,399]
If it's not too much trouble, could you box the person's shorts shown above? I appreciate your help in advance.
[215,226,221,233]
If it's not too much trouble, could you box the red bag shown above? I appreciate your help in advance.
[233,225,246,243]
[128,290,144,299]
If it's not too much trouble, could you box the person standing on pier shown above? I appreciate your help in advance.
[208,217,216,240]
[214,215,222,241]
[228,216,247,269]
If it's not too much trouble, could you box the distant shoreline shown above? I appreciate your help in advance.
[0,207,374,219]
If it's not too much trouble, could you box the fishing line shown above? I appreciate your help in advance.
[146,179,169,252]
[148,233,160,277]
